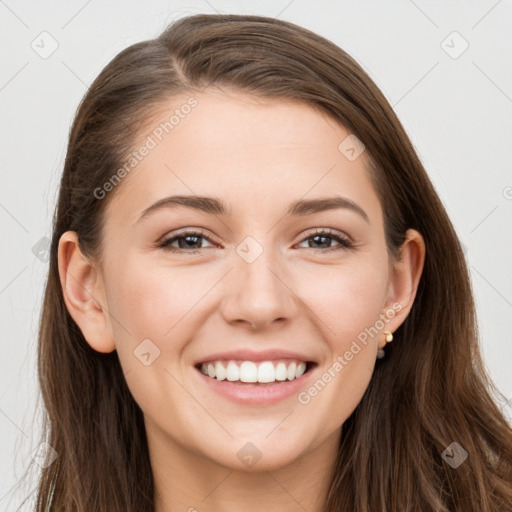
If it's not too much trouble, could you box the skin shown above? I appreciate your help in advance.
[58,88,425,512]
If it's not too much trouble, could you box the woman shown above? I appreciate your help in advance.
[30,13,512,512]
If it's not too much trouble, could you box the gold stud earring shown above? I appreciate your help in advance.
[377,331,393,359]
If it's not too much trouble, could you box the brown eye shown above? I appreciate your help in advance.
[159,230,215,252]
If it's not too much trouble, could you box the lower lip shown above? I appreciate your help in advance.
[195,364,317,406]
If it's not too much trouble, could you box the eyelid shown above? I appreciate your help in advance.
[295,227,354,252]
[300,227,353,243]
[158,226,355,253]
[158,227,218,248]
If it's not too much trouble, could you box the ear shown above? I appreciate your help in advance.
[380,228,426,344]
[57,231,116,353]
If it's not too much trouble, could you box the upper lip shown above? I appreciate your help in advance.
[194,349,316,366]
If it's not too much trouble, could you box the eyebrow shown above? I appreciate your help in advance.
[136,194,369,223]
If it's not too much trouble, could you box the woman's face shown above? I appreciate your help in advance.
[66,88,421,472]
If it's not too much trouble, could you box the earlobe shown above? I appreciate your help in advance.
[58,231,116,353]
[383,228,426,333]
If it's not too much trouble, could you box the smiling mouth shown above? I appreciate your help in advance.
[195,359,317,385]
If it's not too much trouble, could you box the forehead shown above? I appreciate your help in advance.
[104,88,382,226]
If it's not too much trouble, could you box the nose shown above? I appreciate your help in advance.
[219,245,297,331]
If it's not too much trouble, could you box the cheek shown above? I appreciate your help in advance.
[106,249,389,360]
[296,256,389,343]
[300,259,387,427]
[105,254,210,342]
[101,248,388,447]
[103,256,212,419]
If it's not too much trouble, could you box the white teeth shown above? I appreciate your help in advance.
[295,362,306,378]
[240,361,258,382]
[286,362,296,381]
[226,361,240,381]
[215,361,226,381]
[199,359,310,383]
[257,361,275,383]
[275,362,287,381]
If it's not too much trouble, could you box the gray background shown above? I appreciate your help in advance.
[1,0,511,509]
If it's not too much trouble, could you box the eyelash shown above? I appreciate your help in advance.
[158,228,354,254]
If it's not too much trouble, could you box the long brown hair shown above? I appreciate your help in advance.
[24,13,512,511]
